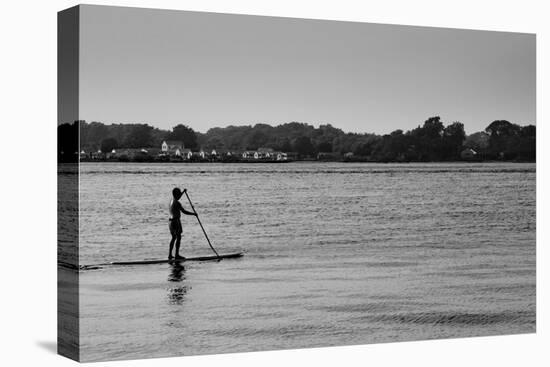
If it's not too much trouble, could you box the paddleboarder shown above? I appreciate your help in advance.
[168,187,197,260]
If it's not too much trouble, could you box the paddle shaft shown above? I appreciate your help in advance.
[183,190,220,258]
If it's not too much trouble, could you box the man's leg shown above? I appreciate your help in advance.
[174,234,182,258]
[169,235,176,259]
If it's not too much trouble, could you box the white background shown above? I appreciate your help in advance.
[0,0,547,366]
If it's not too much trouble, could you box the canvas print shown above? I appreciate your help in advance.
[57,5,536,362]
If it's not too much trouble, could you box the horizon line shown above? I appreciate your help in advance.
[74,118,535,136]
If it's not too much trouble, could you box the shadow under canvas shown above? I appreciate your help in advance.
[36,340,57,354]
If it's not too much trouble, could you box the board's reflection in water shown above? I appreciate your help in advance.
[167,263,188,305]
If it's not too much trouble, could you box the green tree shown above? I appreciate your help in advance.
[443,122,466,159]
[518,125,536,160]
[276,137,293,152]
[485,120,521,159]
[205,136,224,150]
[421,116,445,139]
[293,136,316,157]
[246,130,268,150]
[124,124,153,148]
[80,121,108,149]
[463,131,490,160]
[100,137,118,153]
[168,124,198,150]
[464,132,489,151]
[485,120,520,137]
[409,116,445,160]
[317,141,333,153]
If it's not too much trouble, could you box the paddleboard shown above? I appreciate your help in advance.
[111,252,244,265]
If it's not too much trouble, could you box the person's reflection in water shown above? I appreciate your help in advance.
[167,263,188,305]
[168,262,186,282]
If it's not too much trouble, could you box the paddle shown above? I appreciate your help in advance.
[183,189,221,259]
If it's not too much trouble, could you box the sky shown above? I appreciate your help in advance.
[78,5,535,135]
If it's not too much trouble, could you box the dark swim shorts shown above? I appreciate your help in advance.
[169,218,182,236]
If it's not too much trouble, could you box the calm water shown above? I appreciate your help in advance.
[73,162,535,361]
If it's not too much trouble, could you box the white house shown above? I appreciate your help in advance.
[276,152,287,161]
[161,140,184,155]
[181,149,192,160]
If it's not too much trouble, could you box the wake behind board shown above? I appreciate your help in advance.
[111,252,243,265]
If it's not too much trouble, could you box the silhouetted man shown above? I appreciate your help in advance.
[168,187,197,260]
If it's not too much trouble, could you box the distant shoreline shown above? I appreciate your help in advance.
[61,119,535,165]
[77,159,535,164]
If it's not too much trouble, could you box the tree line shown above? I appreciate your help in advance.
[58,117,535,162]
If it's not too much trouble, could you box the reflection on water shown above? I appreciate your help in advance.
[167,263,188,305]
[77,162,536,362]
[168,263,186,282]
[167,286,188,306]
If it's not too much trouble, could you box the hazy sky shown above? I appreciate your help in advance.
[79,5,535,134]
